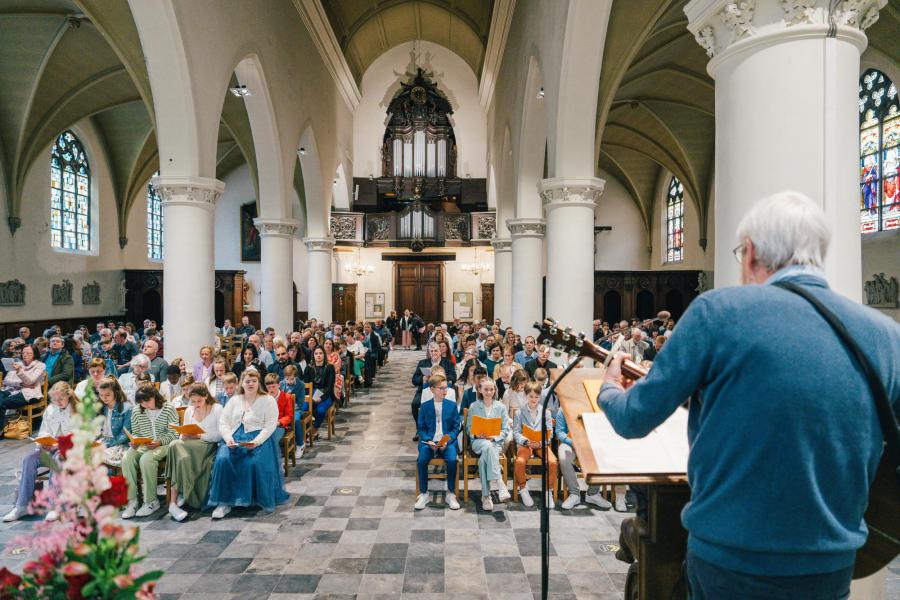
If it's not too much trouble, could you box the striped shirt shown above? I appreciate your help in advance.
[128,402,179,444]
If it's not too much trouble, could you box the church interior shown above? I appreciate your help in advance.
[0,0,898,598]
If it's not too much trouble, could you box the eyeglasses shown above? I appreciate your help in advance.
[732,243,745,264]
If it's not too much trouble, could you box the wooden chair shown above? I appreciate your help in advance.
[300,384,315,448]
[280,427,297,477]
[19,378,50,435]
[458,409,508,502]
[416,457,457,497]
[510,415,558,504]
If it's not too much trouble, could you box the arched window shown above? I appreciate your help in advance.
[859,69,899,233]
[147,172,163,261]
[666,176,684,262]
[50,131,91,251]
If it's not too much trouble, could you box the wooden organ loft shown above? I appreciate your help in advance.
[347,68,490,252]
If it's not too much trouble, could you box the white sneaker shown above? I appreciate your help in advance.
[585,492,612,510]
[168,503,188,522]
[615,494,628,512]
[176,494,185,508]
[156,484,166,497]
[44,510,59,522]
[561,494,581,510]
[446,493,460,510]
[295,446,305,459]
[121,501,138,519]
[136,500,160,517]
[2,506,27,522]
[482,496,494,511]
[211,504,232,519]
[520,488,534,507]
[546,492,555,509]
[497,486,511,503]
[414,494,428,510]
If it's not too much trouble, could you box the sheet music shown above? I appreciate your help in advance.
[581,408,689,475]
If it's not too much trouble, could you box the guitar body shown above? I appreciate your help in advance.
[854,454,900,579]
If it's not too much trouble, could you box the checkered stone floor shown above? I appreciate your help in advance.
[1,350,898,599]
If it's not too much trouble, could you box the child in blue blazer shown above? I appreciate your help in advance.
[415,373,461,511]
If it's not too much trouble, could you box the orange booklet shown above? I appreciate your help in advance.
[169,423,205,436]
[239,441,256,447]
[124,430,153,445]
[434,434,451,447]
[521,425,546,443]
[32,436,57,447]
[470,416,502,437]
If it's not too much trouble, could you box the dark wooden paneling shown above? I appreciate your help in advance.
[481,283,494,324]
[593,270,700,322]
[333,283,357,324]
[124,269,246,330]
[395,262,443,323]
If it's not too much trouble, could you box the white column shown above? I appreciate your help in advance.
[491,238,512,325]
[685,0,885,300]
[152,175,224,362]
[255,218,299,335]
[507,217,546,335]
[540,177,604,335]
[304,237,335,322]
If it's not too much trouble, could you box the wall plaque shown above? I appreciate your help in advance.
[863,273,899,308]
[52,279,73,305]
[0,279,25,306]
[82,281,101,305]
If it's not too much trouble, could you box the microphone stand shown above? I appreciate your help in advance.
[539,354,584,600]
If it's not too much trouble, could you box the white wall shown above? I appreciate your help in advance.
[0,119,157,322]
[861,234,900,322]
[594,169,649,270]
[650,169,714,271]
[354,41,487,179]
[333,246,494,322]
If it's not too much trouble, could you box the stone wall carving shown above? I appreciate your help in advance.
[330,215,358,240]
[0,279,25,306]
[476,214,496,240]
[507,218,546,238]
[52,279,73,305]
[863,273,898,308]
[82,281,101,305]
[444,214,470,241]
[720,1,756,40]
[367,216,391,241]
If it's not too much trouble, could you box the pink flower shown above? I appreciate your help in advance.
[60,562,88,576]
[112,574,133,588]
[72,543,91,557]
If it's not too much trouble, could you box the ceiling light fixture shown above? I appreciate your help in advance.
[230,85,251,97]
[537,87,545,99]
[298,147,307,156]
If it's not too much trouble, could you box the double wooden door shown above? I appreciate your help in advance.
[395,263,442,323]
[332,283,357,324]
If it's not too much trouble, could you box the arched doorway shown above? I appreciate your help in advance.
[635,290,655,320]
[142,290,162,326]
[665,289,684,320]
[603,290,621,324]
[214,290,225,326]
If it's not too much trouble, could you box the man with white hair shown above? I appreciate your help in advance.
[118,354,153,404]
[620,328,649,363]
[600,191,900,597]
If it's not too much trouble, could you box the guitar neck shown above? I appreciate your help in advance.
[578,338,649,380]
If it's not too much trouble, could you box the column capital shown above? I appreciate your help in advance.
[538,177,605,213]
[684,0,882,65]
[151,175,225,210]
[491,238,512,253]
[254,218,300,238]
[303,236,335,252]
[506,217,546,240]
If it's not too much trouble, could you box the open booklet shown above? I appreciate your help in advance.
[469,415,502,437]
[520,424,550,444]
[419,366,432,377]
[1,357,18,372]
[169,423,205,436]
[581,408,689,476]
[124,429,154,446]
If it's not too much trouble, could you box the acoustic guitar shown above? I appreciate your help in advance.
[534,318,899,579]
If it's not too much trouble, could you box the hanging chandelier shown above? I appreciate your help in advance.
[344,259,374,277]
[460,255,491,276]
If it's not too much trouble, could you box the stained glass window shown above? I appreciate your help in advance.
[50,131,91,251]
[666,176,684,262]
[859,69,899,233]
[147,172,163,261]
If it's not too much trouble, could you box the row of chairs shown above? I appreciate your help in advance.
[0,372,50,435]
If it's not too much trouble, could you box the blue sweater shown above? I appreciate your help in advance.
[599,267,900,576]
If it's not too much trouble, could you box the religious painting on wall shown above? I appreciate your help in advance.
[453,292,473,319]
[240,202,261,262]
[365,293,385,319]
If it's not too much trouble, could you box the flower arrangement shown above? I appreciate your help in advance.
[0,388,161,599]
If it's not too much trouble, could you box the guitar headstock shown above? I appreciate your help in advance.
[533,318,591,358]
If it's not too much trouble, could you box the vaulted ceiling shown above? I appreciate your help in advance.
[0,0,256,241]
[595,0,714,247]
[320,0,495,82]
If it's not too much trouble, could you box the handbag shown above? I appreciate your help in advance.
[774,280,899,578]
[3,417,31,440]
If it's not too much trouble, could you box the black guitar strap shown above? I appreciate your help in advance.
[773,280,900,484]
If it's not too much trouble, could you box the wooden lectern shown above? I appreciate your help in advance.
[554,367,691,600]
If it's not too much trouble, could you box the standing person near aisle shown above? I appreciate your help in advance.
[386,311,400,351]
[399,309,414,349]
[410,312,425,351]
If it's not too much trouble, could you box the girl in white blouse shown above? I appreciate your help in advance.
[165,383,223,521]
[205,368,289,519]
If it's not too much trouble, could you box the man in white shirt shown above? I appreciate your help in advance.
[620,328,650,363]
[414,373,461,511]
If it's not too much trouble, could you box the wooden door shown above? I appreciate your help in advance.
[480,283,494,324]
[396,263,443,323]
[332,283,357,324]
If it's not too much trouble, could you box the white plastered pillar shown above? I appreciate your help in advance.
[507,217,546,335]
[540,177,604,335]
[153,175,225,362]
[255,218,299,335]
[491,238,512,326]
[304,237,335,322]
[685,0,886,301]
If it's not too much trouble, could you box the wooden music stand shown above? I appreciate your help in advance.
[554,367,690,600]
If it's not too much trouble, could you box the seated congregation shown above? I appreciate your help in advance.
[0,312,672,522]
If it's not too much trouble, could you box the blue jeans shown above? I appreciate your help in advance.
[417,441,457,494]
[685,550,853,600]
[17,449,58,508]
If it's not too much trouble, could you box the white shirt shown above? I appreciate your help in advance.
[433,400,444,442]
[37,403,76,438]
[219,393,278,446]
[184,403,224,443]
[74,378,101,400]
[160,381,182,403]
[421,387,456,404]
[118,372,155,404]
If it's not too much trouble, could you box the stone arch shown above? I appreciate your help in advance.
[296,123,328,238]
[497,124,515,232]
[332,162,351,210]
[516,56,548,218]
